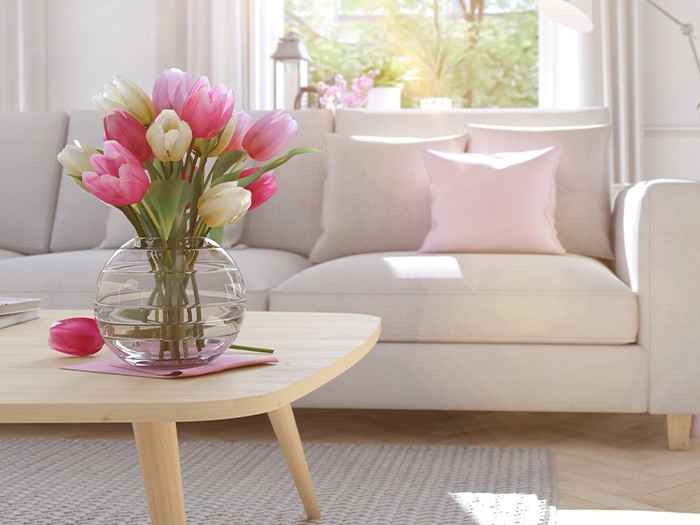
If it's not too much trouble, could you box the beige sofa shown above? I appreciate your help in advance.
[1,107,698,449]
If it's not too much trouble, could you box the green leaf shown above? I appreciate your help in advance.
[236,147,319,187]
[210,150,247,184]
[207,227,223,245]
[143,179,191,240]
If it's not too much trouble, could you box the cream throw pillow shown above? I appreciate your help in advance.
[309,133,469,263]
[466,124,613,259]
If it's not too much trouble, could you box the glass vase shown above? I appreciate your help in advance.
[94,237,246,369]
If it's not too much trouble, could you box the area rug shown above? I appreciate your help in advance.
[0,438,557,524]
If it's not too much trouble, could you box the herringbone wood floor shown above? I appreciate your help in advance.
[2,410,699,523]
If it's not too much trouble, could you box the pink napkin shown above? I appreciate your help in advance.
[61,354,278,378]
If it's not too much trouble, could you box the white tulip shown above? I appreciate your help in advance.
[93,75,154,126]
[57,141,99,190]
[198,182,251,228]
[146,110,193,162]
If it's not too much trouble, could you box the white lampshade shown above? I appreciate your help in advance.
[538,0,593,32]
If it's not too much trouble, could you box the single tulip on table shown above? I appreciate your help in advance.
[49,318,104,356]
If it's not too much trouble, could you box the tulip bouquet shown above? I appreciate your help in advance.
[57,69,312,365]
[59,68,308,242]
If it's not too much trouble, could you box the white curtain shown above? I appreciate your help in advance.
[0,0,48,111]
[153,0,283,111]
[539,0,643,184]
[0,0,283,112]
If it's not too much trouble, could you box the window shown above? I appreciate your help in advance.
[285,0,538,108]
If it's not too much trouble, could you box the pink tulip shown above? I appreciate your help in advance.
[83,140,150,206]
[103,109,152,162]
[181,76,234,139]
[224,111,254,152]
[152,68,193,117]
[242,168,278,210]
[49,317,104,356]
[242,110,297,161]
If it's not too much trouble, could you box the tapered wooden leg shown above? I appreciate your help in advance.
[268,404,321,520]
[666,414,692,450]
[132,421,186,525]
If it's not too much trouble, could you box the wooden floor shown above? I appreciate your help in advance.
[1,410,699,523]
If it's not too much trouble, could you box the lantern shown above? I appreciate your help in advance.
[271,32,312,110]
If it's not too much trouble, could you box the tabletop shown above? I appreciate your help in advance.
[0,309,381,424]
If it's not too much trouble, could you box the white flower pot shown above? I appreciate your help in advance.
[367,87,401,110]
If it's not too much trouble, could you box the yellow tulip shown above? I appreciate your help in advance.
[93,75,155,126]
[198,182,251,228]
[146,110,192,162]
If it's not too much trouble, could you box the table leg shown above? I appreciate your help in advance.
[268,404,321,520]
[132,421,186,525]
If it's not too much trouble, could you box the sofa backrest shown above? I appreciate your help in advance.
[334,107,610,136]
[50,110,110,252]
[240,110,334,256]
[330,107,613,260]
[0,111,68,255]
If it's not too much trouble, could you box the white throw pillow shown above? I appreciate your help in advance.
[466,124,613,259]
[98,208,245,249]
[309,133,469,263]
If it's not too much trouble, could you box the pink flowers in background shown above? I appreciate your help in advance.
[49,317,104,356]
[318,70,379,109]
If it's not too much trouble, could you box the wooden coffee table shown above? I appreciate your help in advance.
[0,309,380,524]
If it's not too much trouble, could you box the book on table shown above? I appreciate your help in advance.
[0,297,41,315]
[0,297,41,329]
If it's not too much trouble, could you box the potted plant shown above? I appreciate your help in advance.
[366,59,419,110]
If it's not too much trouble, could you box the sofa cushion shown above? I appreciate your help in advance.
[240,109,334,257]
[466,124,613,260]
[420,147,564,254]
[0,247,311,311]
[0,249,22,260]
[309,133,468,263]
[0,111,68,254]
[270,252,638,345]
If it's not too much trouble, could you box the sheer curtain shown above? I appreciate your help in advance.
[153,0,283,111]
[0,0,283,112]
[539,0,643,184]
[0,0,48,111]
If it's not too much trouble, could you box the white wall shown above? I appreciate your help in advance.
[642,0,700,180]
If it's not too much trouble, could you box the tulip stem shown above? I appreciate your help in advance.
[230,344,275,354]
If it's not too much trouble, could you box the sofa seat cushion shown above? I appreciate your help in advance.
[269,252,638,344]
[0,249,23,260]
[0,248,311,311]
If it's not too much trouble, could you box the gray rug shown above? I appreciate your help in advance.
[0,438,557,525]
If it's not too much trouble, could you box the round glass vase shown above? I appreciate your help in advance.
[94,237,246,369]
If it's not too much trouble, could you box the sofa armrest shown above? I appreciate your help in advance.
[613,179,700,415]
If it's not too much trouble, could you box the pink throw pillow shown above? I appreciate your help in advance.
[420,146,565,254]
